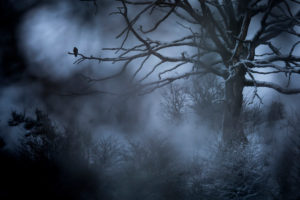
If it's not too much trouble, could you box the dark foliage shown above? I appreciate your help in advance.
[2,108,300,200]
[273,113,300,200]
[267,101,285,125]
[1,110,102,200]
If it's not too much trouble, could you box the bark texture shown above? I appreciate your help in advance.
[222,68,247,145]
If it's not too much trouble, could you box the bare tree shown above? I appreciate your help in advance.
[161,83,187,122]
[71,0,300,145]
[187,74,224,129]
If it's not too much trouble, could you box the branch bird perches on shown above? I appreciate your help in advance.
[70,0,300,97]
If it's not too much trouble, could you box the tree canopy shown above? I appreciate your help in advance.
[70,0,300,144]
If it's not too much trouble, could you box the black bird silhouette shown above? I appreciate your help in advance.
[73,47,78,57]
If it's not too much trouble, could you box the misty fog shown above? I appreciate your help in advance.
[1,0,300,200]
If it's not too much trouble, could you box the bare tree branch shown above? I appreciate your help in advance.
[245,79,300,94]
[72,0,300,97]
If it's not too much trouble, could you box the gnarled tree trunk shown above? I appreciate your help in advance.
[222,68,247,145]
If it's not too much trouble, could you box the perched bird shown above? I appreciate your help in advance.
[181,51,186,59]
[73,47,78,57]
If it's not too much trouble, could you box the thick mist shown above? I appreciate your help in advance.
[0,0,221,153]
[1,1,300,200]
